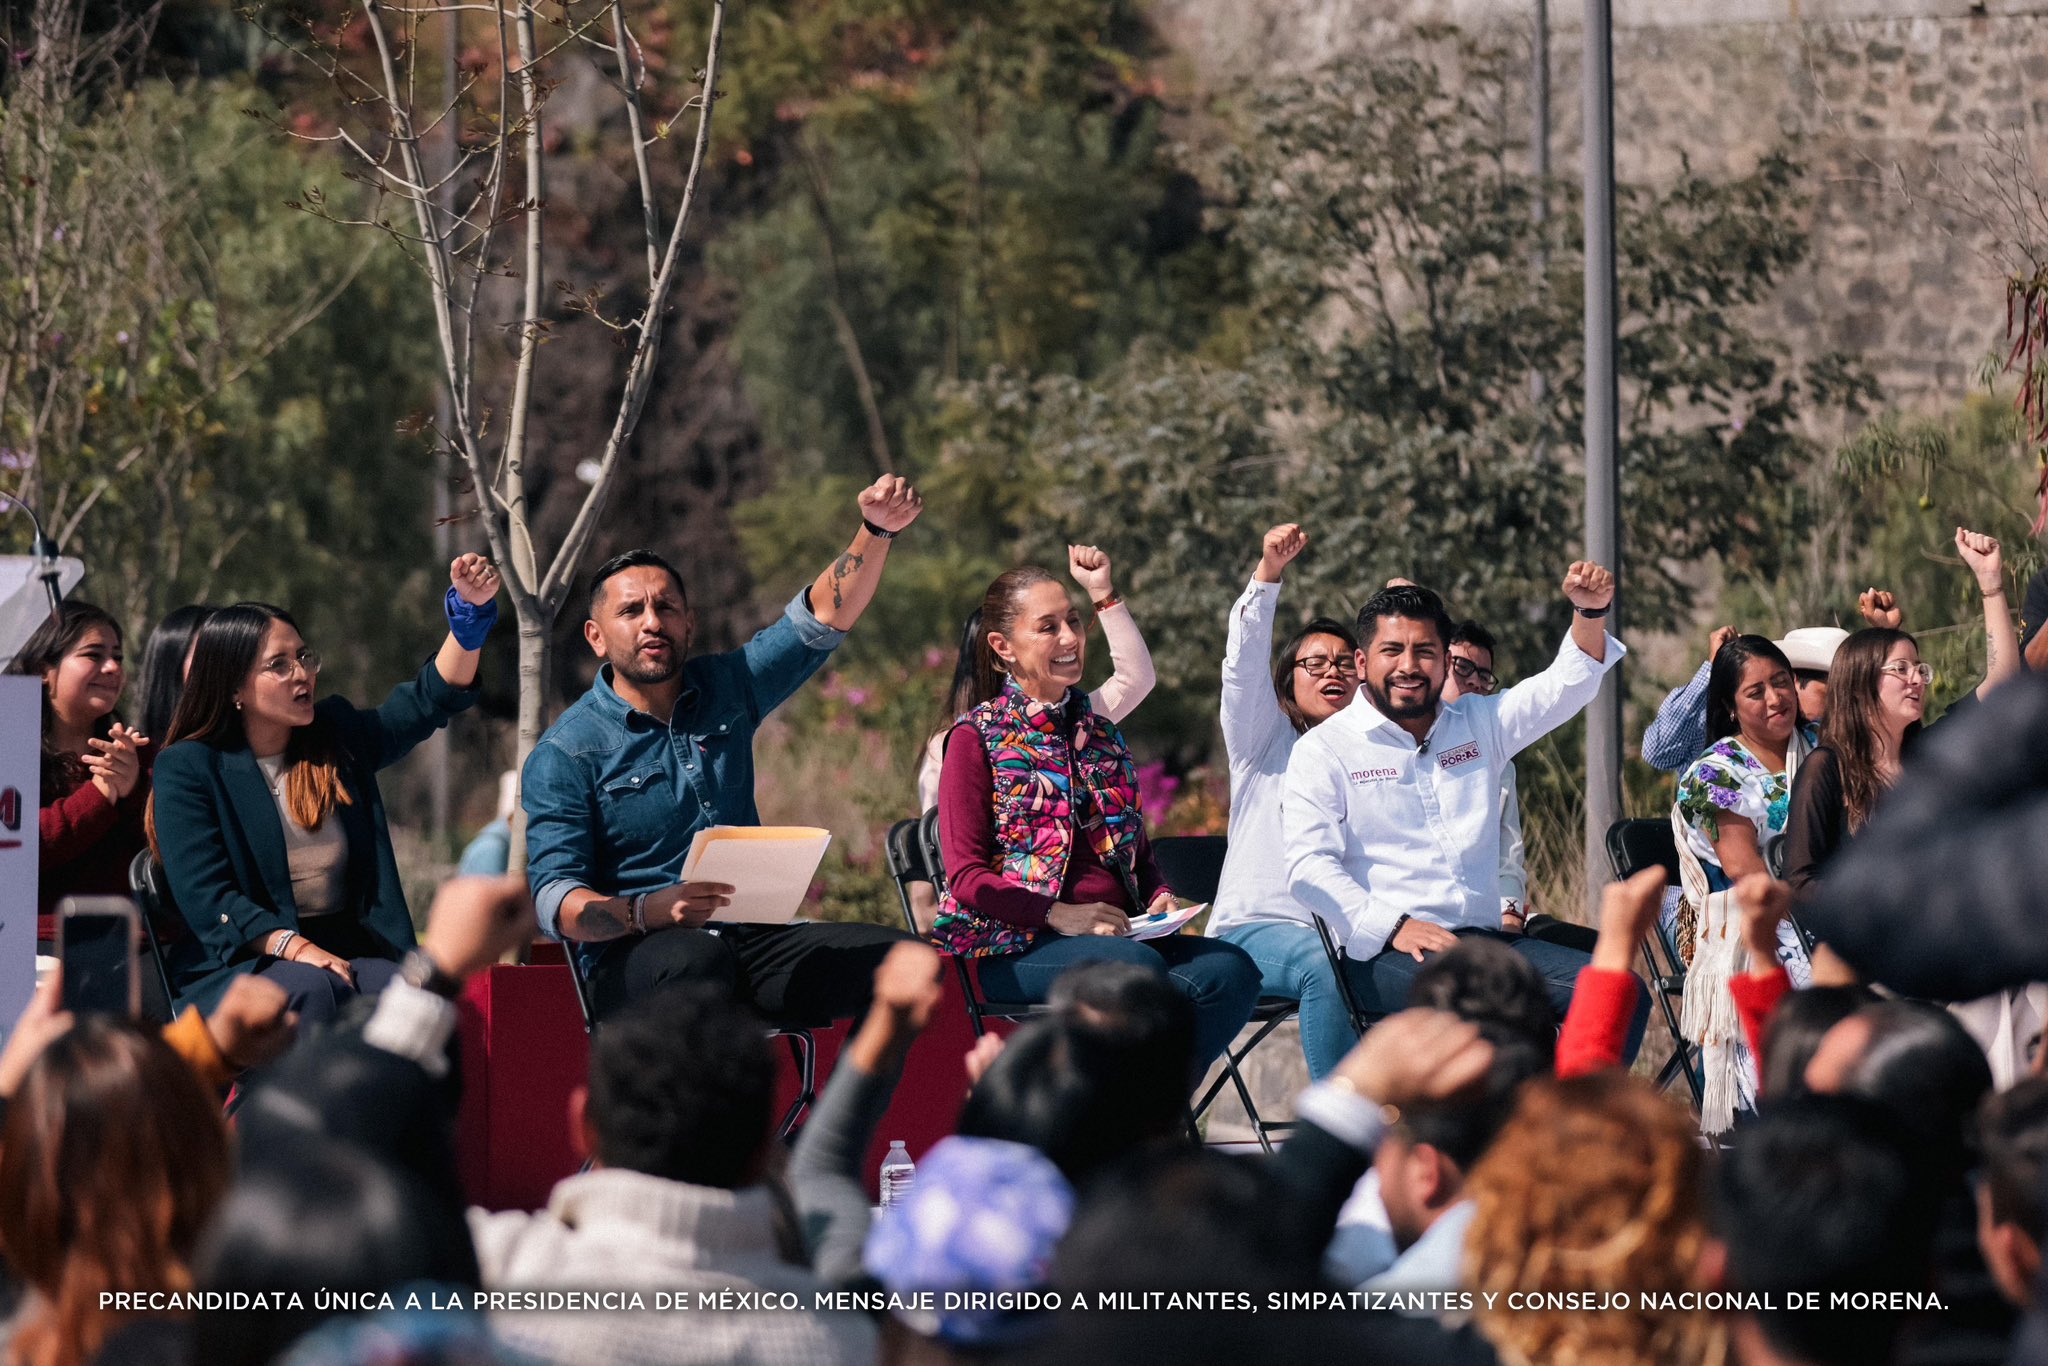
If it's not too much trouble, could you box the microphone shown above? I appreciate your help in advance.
[1418,737,1430,756]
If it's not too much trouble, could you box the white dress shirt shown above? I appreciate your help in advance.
[1209,578,1308,933]
[1283,629,1624,956]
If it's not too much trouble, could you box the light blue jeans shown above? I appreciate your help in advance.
[1221,920,1648,1080]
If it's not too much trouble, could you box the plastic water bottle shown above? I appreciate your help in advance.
[879,1140,915,1208]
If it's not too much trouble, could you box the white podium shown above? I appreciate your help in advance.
[0,554,85,668]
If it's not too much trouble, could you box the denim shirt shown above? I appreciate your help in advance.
[522,590,846,946]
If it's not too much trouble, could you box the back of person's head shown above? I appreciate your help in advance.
[864,1136,1074,1352]
[1272,616,1359,732]
[1397,1034,1551,1175]
[1408,937,1558,1065]
[138,603,214,744]
[940,605,986,724]
[195,1140,481,1366]
[1467,1072,1722,1365]
[1053,1146,1317,1292]
[587,548,688,614]
[1837,1000,1992,1171]
[968,566,1063,708]
[0,1015,230,1366]
[1353,584,1454,651]
[1982,1079,2048,1243]
[1046,960,1196,1065]
[234,1027,468,1218]
[586,983,774,1187]
[1715,1093,1940,1366]
[1759,984,1878,1101]
[1821,627,1921,830]
[957,1015,1183,1187]
[1705,634,1797,743]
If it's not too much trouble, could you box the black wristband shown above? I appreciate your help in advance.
[860,518,897,541]
[1574,603,1611,619]
[400,949,463,1000]
[1389,913,1411,944]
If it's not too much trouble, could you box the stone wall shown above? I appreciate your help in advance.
[1151,0,2048,407]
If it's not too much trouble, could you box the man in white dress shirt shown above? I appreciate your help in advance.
[1282,562,1645,1046]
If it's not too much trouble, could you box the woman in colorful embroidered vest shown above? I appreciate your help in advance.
[146,555,498,1019]
[933,565,1262,1074]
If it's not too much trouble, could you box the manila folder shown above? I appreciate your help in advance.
[680,826,833,925]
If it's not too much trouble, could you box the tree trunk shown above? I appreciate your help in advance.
[507,594,551,877]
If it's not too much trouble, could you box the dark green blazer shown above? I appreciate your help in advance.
[151,660,479,1011]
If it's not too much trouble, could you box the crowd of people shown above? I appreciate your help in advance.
[6,469,2048,1366]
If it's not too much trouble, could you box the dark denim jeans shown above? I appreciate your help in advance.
[973,931,1264,1072]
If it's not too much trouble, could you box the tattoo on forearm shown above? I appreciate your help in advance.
[574,901,631,942]
[1988,635,1999,674]
[829,550,865,610]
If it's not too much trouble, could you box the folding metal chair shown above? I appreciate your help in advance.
[1603,818,1706,1108]
[126,851,183,1026]
[1153,835,1302,1154]
[558,914,818,1141]
[882,810,1047,1039]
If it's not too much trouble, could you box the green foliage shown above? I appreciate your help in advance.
[1727,392,2042,715]
[943,36,1868,696]
[705,0,1240,481]
[721,22,1876,908]
[0,75,439,689]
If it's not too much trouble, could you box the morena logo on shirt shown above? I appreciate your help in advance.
[1347,767,1400,784]
[1436,742,1482,771]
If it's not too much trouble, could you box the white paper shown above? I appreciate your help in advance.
[680,825,833,925]
[1125,901,1205,941]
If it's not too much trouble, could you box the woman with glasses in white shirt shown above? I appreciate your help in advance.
[1208,524,1368,1079]
[146,556,499,1019]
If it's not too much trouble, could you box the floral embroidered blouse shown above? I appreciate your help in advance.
[1675,727,1816,892]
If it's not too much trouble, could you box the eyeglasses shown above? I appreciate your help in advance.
[258,648,322,681]
[1449,656,1499,695]
[1293,654,1358,679]
[1879,661,1933,687]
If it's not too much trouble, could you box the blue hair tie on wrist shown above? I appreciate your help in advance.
[445,586,499,650]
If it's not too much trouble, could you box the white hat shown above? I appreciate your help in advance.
[1774,626,1850,673]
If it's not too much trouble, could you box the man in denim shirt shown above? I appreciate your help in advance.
[523,475,923,1022]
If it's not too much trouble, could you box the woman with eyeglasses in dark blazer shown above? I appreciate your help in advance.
[146,555,499,1018]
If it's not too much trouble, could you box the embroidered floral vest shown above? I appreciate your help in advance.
[932,681,1145,959]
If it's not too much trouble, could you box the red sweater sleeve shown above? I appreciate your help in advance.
[39,778,118,870]
[937,723,1054,930]
[1730,966,1791,1067]
[1555,966,1642,1078]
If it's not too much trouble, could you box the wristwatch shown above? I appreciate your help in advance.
[1092,592,1125,613]
[400,949,463,1000]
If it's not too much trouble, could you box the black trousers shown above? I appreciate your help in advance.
[585,920,914,1025]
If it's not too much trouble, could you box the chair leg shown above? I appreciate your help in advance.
[775,1030,816,1140]
[1193,1011,1299,1154]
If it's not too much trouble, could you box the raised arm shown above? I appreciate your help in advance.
[1068,545,1156,723]
[1496,561,1625,758]
[1956,528,2021,700]
[1221,525,1304,763]
[805,475,923,633]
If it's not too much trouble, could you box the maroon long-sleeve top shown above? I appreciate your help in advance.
[936,720,1169,930]
[37,750,153,941]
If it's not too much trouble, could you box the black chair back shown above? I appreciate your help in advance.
[1150,834,1228,906]
[1604,817,1680,886]
[917,807,946,893]
[126,850,181,1025]
[883,818,931,936]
